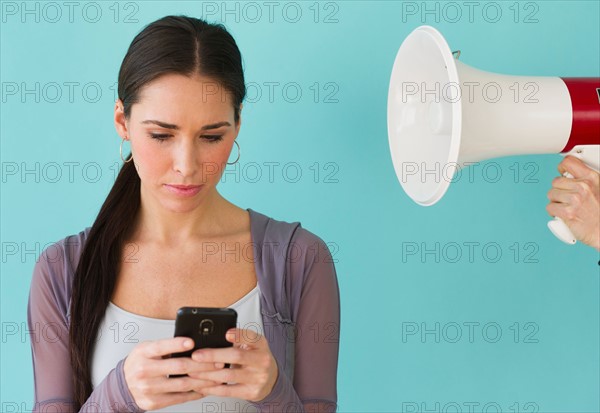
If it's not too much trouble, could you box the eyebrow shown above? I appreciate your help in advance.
[140,120,232,131]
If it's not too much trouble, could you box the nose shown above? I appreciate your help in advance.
[172,138,198,178]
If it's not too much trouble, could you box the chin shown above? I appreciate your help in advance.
[160,198,203,213]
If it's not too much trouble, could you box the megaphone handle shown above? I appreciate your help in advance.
[547,171,577,245]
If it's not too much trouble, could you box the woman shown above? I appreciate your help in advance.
[27,15,340,412]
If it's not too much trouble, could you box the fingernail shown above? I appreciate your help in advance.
[184,339,193,347]
[193,351,203,361]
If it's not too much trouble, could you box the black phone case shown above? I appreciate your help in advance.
[168,307,237,378]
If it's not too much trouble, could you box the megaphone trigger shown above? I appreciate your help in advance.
[548,218,577,245]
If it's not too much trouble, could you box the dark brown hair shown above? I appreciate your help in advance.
[68,15,246,409]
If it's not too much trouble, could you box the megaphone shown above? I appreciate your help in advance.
[387,25,600,245]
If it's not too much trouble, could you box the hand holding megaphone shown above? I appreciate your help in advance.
[547,152,600,248]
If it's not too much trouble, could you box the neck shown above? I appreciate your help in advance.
[131,183,230,246]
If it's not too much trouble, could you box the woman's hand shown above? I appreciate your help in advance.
[123,337,223,411]
[188,328,279,402]
[546,155,600,251]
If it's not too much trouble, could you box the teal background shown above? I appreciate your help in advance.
[1,1,599,412]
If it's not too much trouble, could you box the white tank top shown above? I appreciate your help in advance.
[91,285,263,412]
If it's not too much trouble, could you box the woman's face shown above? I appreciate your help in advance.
[114,73,241,213]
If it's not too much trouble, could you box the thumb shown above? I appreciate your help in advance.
[226,328,262,348]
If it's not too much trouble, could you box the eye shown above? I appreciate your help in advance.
[148,133,223,143]
[202,135,224,143]
[149,133,170,142]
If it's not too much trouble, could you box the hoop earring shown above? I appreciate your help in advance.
[120,137,133,163]
[227,140,241,165]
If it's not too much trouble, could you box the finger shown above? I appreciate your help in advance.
[190,365,253,385]
[188,361,226,372]
[225,328,264,348]
[558,156,595,179]
[547,188,575,204]
[550,176,580,191]
[188,369,224,380]
[144,375,219,394]
[546,202,577,222]
[136,356,217,378]
[192,346,264,367]
[142,337,195,359]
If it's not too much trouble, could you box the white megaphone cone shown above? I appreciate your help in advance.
[387,25,600,245]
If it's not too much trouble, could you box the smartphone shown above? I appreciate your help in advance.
[168,307,237,378]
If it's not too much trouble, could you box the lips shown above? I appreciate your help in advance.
[166,184,202,189]
[164,184,203,197]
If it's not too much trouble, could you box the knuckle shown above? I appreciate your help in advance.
[257,371,268,386]
[221,368,233,381]
[173,358,188,372]
[146,341,159,355]
[571,193,582,208]
[580,180,593,195]
[564,207,576,220]
[180,377,193,392]
[231,350,243,364]
[259,354,271,369]
[132,342,146,356]
[138,380,152,394]
[575,181,589,194]
[134,364,147,380]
